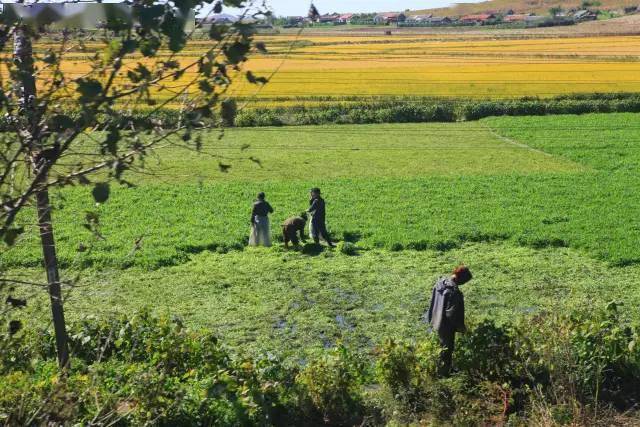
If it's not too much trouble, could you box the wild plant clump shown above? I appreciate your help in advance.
[336,241,358,256]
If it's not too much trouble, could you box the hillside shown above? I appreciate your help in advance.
[412,0,639,16]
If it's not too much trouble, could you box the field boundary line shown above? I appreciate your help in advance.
[483,124,554,157]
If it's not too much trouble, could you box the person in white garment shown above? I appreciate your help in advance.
[249,192,274,247]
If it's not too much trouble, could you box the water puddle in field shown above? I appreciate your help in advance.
[274,317,297,334]
[289,302,301,311]
[336,314,355,331]
[334,288,361,310]
[319,331,333,349]
[519,306,538,314]
[275,318,287,329]
[290,286,317,310]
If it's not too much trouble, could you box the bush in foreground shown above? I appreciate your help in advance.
[2,304,639,425]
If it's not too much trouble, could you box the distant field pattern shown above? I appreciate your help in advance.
[29,33,640,107]
[234,35,640,101]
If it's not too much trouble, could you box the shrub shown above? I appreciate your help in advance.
[336,241,358,256]
[567,302,640,408]
[302,242,324,255]
[4,94,640,132]
[455,320,521,382]
[0,311,294,425]
[2,305,640,425]
[375,338,440,416]
[296,345,367,425]
[390,242,404,252]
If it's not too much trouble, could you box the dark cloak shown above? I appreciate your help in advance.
[427,277,466,333]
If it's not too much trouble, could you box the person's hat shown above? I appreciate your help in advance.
[453,265,473,283]
[310,187,321,194]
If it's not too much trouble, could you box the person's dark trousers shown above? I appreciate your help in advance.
[437,327,455,377]
[285,233,299,246]
[312,221,333,246]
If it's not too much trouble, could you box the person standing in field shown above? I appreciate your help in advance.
[426,265,473,377]
[307,187,334,247]
[249,192,274,247]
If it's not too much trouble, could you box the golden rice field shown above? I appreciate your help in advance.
[236,34,640,101]
[16,33,640,107]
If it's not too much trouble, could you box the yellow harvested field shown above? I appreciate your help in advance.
[15,32,640,106]
[230,34,640,100]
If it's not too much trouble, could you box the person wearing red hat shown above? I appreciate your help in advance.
[427,265,473,376]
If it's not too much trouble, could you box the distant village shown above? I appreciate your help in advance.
[5,2,631,32]
[201,3,640,29]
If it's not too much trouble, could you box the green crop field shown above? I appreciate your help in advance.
[5,112,640,361]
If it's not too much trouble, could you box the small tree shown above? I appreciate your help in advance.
[0,0,268,369]
[549,6,563,17]
[308,3,320,22]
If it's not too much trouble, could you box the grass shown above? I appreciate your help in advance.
[4,114,640,268]
[5,112,640,360]
[11,243,640,361]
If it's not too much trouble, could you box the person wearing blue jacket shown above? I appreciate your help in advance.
[307,187,334,247]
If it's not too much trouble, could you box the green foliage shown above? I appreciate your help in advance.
[459,95,640,120]
[12,242,640,369]
[567,302,640,407]
[235,93,640,127]
[220,99,238,127]
[236,101,456,127]
[0,93,637,133]
[0,226,24,246]
[336,241,357,256]
[1,0,269,249]
[4,112,640,424]
[5,114,640,268]
[375,338,440,416]
[296,345,367,424]
[455,321,521,382]
[75,78,103,105]
[0,311,296,425]
[5,308,637,424]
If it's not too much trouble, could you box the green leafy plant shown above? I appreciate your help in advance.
[336,241,358,256]
[296,344,367,425]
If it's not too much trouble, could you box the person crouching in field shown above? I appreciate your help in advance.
[307,187,334,247]
[427,265,473,377]
[249,192,274,247]
[282,213,308,248]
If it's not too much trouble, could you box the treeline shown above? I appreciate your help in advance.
[398,16,577,29]
[1,303,639,425]
[235,93,640,127]
[1,93,638,131]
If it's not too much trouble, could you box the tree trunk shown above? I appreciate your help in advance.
[14,25,70,369]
